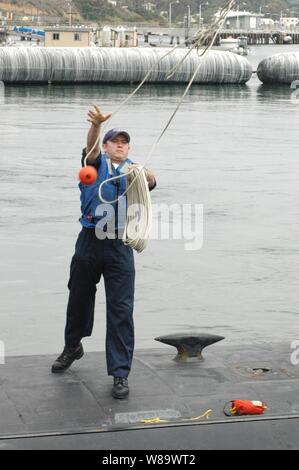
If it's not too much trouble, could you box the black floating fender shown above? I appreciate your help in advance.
[0,47,252,84]
[154,332,224,362]
[257,52,299,85]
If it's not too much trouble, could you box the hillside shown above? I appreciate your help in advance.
[1,0,299,25]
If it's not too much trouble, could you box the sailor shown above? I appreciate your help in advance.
[51,105,156,399]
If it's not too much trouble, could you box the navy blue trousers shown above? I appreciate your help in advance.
[64,227,135,378]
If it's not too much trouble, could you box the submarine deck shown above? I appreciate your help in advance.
[1,341,299,450]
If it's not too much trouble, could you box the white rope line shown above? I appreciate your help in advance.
[89,0,235,251]
[167,0,236,79]
[122,166,152,253]
[97,0,236,205]
[84,45,180,168]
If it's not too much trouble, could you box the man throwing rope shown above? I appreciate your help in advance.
[51,105,156,399]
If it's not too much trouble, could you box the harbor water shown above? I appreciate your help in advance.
[0,44,299,357]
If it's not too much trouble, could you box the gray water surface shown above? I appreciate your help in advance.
[1,45,299,356]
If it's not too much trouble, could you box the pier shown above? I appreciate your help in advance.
[217,29,299,45]
[2,24,299,47]
[137,26,299,45]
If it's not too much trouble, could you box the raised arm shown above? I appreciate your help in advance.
[85,105,112,163]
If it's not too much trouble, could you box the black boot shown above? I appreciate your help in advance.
[51,343,84,373]
[112,377,129,399]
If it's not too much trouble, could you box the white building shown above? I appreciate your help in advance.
[143,2,156,11]
[260,18,275,26]
[0,10,7,25]
[280,17,299,29]
[97,26,137,47]
[216,10,263,29]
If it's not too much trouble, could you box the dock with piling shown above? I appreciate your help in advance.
[138,26,299,46]
[217,29,299,45]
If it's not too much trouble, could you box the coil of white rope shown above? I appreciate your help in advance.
[122,165,152,253]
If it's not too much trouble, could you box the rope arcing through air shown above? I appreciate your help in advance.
[86,0,235,251]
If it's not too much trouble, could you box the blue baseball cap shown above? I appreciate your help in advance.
[102,128,130,144]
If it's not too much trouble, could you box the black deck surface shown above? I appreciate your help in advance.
[1,341,299,449]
